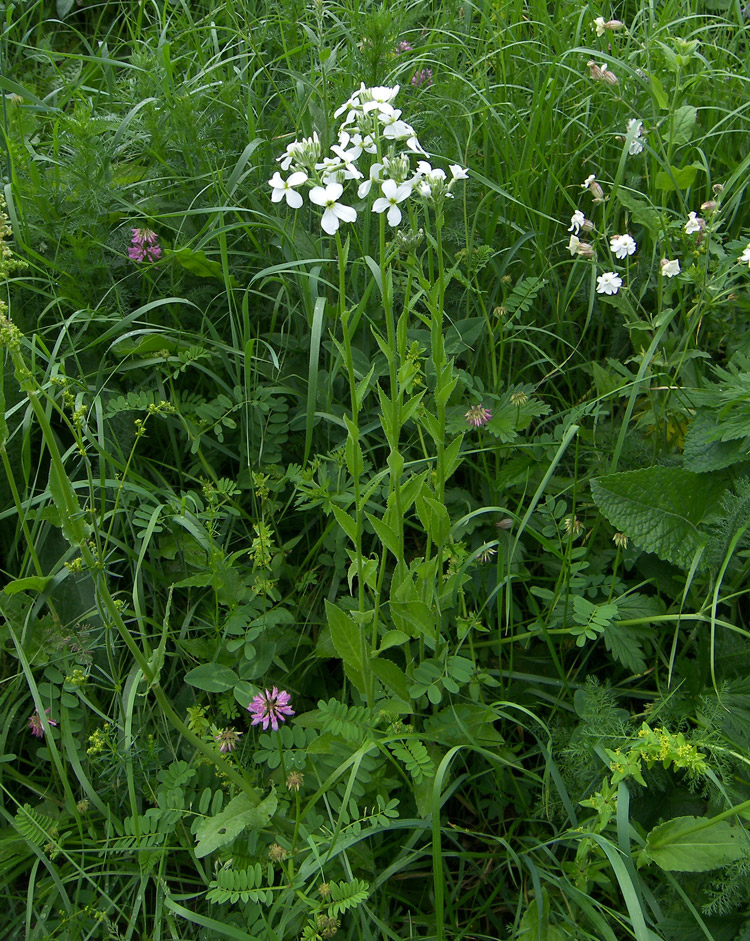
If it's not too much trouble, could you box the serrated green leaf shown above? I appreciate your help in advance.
[590,467,726,569]
[370,657,410,701]
[642,815,750,872]
[664,105,697,147]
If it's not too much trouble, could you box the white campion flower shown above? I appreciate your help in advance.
[593,16,607,36]
[372,179,412,226]
[568,234,581,255]
[739,244,750,267]
[308,182,357,235]
[660,258,681,278]
[626,119,644,155]
[684,211,704,234]
[596,271,622,295]
[609,234,637,258]
[568,210,586,234]
[268,170,308,208]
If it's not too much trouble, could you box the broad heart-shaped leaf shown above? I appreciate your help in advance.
[184,663,238,692]
[590,467,727,569]
[641,815,750,872]
[194,791,276,859]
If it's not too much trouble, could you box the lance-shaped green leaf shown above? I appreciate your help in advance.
[194,790,275,858]
[641,815,750,872]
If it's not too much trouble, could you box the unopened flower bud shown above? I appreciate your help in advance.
[700,200,718,213]
[580,218,595,233]
[496,517,513,530]
[576,241,595,258]
[712,183,724,195]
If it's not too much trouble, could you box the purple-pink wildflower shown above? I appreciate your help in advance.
[28,709,58,739]
[411,68,433,87]
[465,405,492,428]
[214,728,243,753]
[128,227,162,263]
[396,41,413,53]
[248,687,294,731]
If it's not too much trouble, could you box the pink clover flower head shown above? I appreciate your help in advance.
[129,227,162,263]
[465,404,492,428]
[396,41,413,53]
[248,687,294,731]
[214,727,243,753]
[28,708,58,739]
[411,68,433,88]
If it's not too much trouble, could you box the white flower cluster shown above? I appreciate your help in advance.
[566,177,712,295]
[268,84,469,235]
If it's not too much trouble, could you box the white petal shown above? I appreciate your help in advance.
[386,204,402,226]
[333,204,357,224]
[320,208,340,234]
[372,197,389,214]
[285,189,303,209]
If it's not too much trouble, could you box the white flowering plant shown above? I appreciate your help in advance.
[268,84,468,236]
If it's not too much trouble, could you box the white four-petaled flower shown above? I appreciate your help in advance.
[596,271,622,295]
[268,171,308,208]
[373,179,412,226]
[740,244,750,267]
[308,182,357,235]
[610,234,637,259]
[449,164,469,181]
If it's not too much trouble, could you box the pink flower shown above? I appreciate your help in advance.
[410,68,433,87]
[396,41,413,53]
[248,687,294,731]
[465,405,492,428]
[214,728,243,753]
[28,709,58,739]
[128,227,162,263]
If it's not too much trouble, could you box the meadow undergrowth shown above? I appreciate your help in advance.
[2,0,750,938]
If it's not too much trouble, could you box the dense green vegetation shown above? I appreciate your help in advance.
[2,0,750,937]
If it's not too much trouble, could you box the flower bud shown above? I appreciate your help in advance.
[576,241,595,258]
[700,200,718,213]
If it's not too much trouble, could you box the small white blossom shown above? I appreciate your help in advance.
[740,244,750,267]
[358,162,385,198]
[372,179,412,226]
[626,119,644,155]
[593,16,607,36]
[609,233,637,259]
[268,171,307,208]
[582,174,596,189]
[596,271,622,295]
[684,211,704,235]
[568,234,581,255]
[449,164,469,181]
[660,258,681,278]
[361,84,400,113]
[309,182,357,235]
[568,210,586,234]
